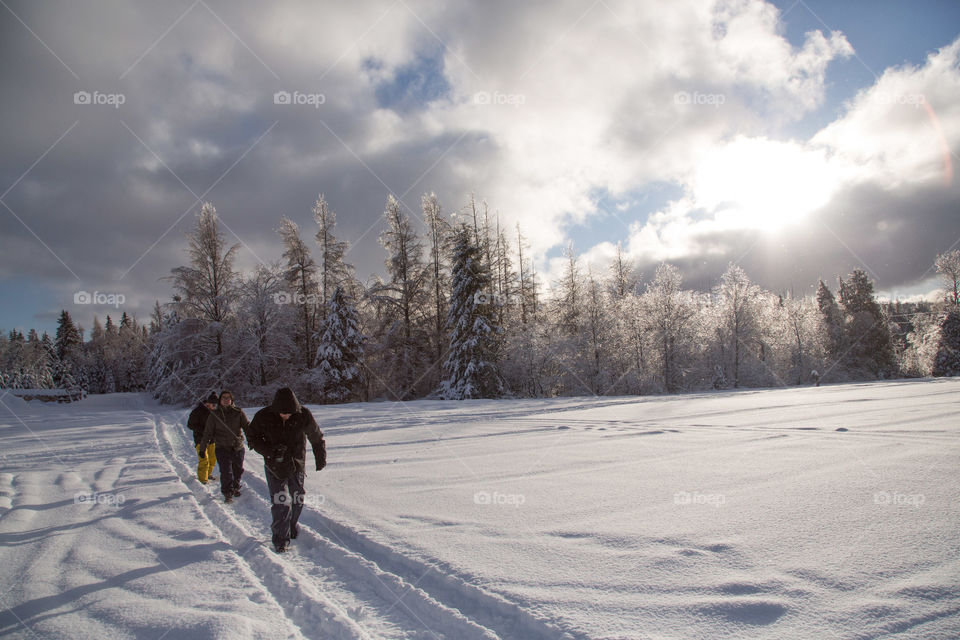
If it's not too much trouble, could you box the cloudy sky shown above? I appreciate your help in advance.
[1,0,959,335]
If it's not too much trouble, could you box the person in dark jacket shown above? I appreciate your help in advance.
[247,387,326,552]
[187,392,220,483]
[199,390,250,503]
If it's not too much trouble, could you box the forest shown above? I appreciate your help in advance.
[3,194,960,404]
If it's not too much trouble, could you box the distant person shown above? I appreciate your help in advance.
[811,370,821,387]
[199,390,250,503]
[247,387,326,553]
[187,392,219,483]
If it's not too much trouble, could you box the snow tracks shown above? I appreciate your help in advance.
[155,413,570,640]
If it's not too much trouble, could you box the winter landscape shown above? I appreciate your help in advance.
[1,379,958,639]
[2,0,960,638]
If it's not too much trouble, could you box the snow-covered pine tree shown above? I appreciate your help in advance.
[54,310,85,390]
[439,224,504,399]
[838,269,896,378]
[932,310,960,376]
[313,285,366,403]
[55,310,82,363]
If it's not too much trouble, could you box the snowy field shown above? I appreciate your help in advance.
[0,379,958,639]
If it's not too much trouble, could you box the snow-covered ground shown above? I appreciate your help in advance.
[1,379,958,639]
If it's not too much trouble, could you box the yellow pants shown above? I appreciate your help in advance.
[197,443,217,483]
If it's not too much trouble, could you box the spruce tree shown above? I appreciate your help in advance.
[55,310,82,362]
[314,286,366,403]
[838,269,896,377]
[440,224,504,399]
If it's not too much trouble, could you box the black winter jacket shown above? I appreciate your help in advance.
[200,405,250,452]
[247,389,326,478]
[186,403,211,445]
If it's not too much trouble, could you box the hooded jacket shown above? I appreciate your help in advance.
[187,402,213,445]
[200,400,250,452]
[247,388,326,478]
[187,402,211,433]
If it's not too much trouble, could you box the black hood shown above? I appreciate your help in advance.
[272,387,301,414]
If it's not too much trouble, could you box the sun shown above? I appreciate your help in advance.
[692,137,839,232]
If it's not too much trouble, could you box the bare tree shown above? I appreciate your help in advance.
[935,249,960,308]
[608,242,638,300]
[714,263,763,387]
[278,217,319,369]
[313,194,353,318]
[168,202,240,361]
[369,195,430,398]
[423,192,450,385]
[641,263,696,393]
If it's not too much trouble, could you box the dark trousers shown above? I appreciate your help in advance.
[265,465,305,546]
[216,447,244,496]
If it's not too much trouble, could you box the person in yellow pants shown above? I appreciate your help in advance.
[197,442,217,483]
[188,393,220,483]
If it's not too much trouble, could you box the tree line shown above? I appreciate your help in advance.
[2,193,959,404]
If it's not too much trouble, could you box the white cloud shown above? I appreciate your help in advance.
[601,37,960,285]
[813,39,960,188]
[418,0,853,265]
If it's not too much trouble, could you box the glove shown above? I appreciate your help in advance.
[316,454,326,471]
[197,445,206,459]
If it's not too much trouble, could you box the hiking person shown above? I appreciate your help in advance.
[187,392,219,483]
[199,390,250,503]
[247,387,326,553]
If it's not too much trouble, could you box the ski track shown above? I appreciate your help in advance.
[0,472,14,511]
[156,412,524,640]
